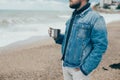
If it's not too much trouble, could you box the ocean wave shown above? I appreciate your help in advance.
[0,16,68,26]
[58,15,70,19]
[0,17,42,26]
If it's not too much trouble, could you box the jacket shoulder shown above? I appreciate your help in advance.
[87,10,103,25]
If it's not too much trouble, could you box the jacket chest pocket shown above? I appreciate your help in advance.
[76,23,91,39]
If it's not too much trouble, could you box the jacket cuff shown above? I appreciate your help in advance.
[80,66,88,76]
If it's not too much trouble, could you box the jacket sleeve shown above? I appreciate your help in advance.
[54,34,64,45]
[80,16,108,75]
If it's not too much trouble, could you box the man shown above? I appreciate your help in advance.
[48,0,108,80]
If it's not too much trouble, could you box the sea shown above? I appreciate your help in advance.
[0,10,120,47]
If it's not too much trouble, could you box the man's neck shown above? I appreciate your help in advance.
[76,2,87,11]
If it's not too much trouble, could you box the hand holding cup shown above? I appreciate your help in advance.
[48,27,61,39]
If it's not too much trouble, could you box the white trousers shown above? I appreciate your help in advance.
[62,61,90,80]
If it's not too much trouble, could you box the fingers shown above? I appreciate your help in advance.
[48,27,52,37]
[48,29,50,34]
[48,29,51,36]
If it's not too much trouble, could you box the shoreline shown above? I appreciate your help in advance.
[0,35,50,51]
[0,19,120,50]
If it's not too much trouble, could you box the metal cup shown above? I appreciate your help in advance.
[50,28,61,39]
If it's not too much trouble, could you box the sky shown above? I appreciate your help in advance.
[0,0,108,10]
[0,0,68,10]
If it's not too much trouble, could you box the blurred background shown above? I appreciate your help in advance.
[0,0,120,80]
[0,0,120,47]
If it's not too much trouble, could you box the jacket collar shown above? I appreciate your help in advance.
[78,7,92,17]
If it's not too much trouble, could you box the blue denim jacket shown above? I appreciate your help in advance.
[54,7,108,75]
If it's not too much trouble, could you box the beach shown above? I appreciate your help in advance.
[0,21,120,80]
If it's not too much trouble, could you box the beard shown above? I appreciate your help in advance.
[69,1,81,9]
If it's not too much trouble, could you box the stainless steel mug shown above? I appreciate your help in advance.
[50,28,61,39]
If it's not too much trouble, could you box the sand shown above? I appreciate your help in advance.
[0,21,120,80]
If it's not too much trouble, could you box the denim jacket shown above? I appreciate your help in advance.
[54,7,108,75]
